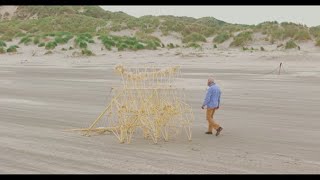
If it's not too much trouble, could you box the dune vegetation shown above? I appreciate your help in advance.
[1,6,320,55]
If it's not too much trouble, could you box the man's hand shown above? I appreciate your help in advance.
[201,105,205,109]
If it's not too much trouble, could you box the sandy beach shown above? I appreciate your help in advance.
[0,46,320,174]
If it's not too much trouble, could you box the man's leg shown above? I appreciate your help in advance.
[210,109,223,136]
[210,109,220,130]
[206,109,214,133]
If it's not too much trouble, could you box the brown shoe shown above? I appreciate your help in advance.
[205,131,213,134]
[216,127,223,136]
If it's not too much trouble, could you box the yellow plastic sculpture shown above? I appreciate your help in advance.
[71,64,194,144]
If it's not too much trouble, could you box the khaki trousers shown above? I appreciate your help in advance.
[206,108,220,132]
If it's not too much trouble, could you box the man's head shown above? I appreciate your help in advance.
[207,77,214,86]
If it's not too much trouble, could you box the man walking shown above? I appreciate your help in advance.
[201,77,223,136]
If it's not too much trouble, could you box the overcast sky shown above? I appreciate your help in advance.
[100,6,320,27]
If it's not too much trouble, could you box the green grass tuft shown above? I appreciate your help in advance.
[230,31,253,47]
[182,33,206,43]
[186,42,201,49]
[0,40,7,47]
[0,47,5,54]
[213,33,230,44]
[19,36,32,45]
[7,45,18,53]
[81,49,94,56]
[285,40,298,49]
[38,42,45,47]
[45,41,58,50]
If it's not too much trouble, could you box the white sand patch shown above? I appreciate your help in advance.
[0,98,46,106]
[109,29,137,37]
[0,6,18,20]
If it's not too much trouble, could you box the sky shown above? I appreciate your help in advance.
[100,6,320,27]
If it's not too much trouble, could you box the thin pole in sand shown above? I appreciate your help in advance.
[279,62,283,75]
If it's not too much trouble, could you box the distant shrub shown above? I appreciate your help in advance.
[99,35,115,49]
[294,30,311,41]
[54,36,65,44]
[38,42,45,47]
[269,29,284,42]
[213,44,217,48]
[260,46,265,51]
[153,41,161,47]
[0,34,13,42]
[63,35,73,43]
[61,48,67,51]
[99,35,159,51]
[79,41,88,49]
[213,33,230,44]
[45,41,58,50]
[285,40,298,49]
[283,27,298,39]
[316,39,320,46]
[167,43,175,49]
[79,33,92,39]
[182,32,206,43]
[33,36,40,45]
[132,43,144,50]
[74,35,89,48]
[230,31,253,47]
[145,41,158,50]
[7,45,18,53]
[186,42,201,49]
[135,31,161,42]
[54,34,73,44]
[104,43,112,50]
[75,34,93,48]
[0,47,5,54]
[15,32,26,38]
[11,45,19,48]
[0,40,6,47]
[19,36,32,45]
[81,49,94,56]
[117,43,128,51]
[310,27,320,38]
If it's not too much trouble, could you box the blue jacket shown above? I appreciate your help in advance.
[203,83,221,108]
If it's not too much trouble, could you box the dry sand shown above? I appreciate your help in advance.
[1,47,320,174]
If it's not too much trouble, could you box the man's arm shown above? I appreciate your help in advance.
[217,91,221,109]
[202,88,212,108]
